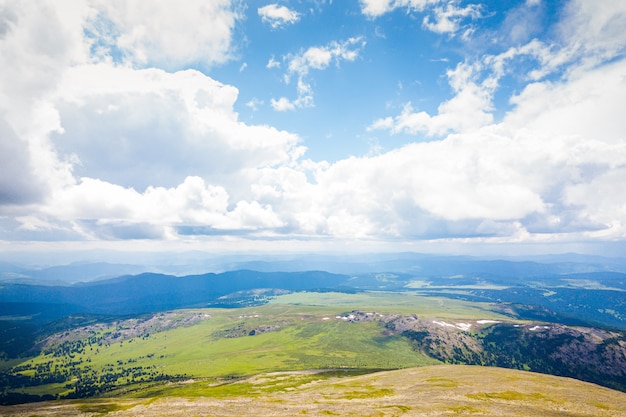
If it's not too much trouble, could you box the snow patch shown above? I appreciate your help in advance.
[433,320,471,331]
[456,323,472,331]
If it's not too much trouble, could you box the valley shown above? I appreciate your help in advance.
[1,256,626,414]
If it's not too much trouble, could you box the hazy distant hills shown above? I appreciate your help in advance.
[1,256,625,327]
[3,252,626,284]
[0,262,151,285]
[0,270,347,315]
[219,253,626,276]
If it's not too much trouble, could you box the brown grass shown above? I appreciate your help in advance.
[3,365,626,416]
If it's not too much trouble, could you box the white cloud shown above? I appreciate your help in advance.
[0,119,45,206]
[556,0,626,71]
[0,0,88,212]
[498,1,544,45]
[22,74,306,235]
[361,0,481,37]
[2,0,626,247]
[422,3,482,35]
[368,0,626,139]
[506,58,626,145]
[245,98,263,111]
[89,0,239,68]
[360,0,438,18]
[285,102,626,241]
[10,60,307,239]
[54,64,305,193]
[274,37,366,110]
[0,0,244,216]
[270,97,297,112]
[287,37,365,77]
[353,2,626,241]
[370,59,494,136]
[290,46,333,72]
[42,176,283,239]
[258,4,300,29]
[0,0,304,240]
[267,56,281,69]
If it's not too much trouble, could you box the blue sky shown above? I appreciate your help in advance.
[1,0,626,258]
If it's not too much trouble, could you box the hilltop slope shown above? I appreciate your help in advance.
[3,365,625,416]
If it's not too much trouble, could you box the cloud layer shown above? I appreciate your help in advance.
[1,0,625,251]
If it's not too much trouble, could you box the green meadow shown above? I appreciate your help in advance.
[270,290,510,319]
[11,291,507,398]
[4,290,626,417]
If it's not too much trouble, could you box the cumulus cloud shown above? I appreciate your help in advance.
[279,86,626,241]
[273,37,366,110]
[506,58,626,144]
[368,0,626,139]
[2,0,626,247]
[360,1,626,241]
[0,0,87,212]
[51,64,304,191]
[0,0,300,240]
[369,59,495,136]
[43,176,283,239]
[258,4,300,29]
[555,0,626,71]
[0,120,45,206]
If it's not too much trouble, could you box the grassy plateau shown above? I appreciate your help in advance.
[2,291,626,415]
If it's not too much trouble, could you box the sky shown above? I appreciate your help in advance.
[1,0,626,258]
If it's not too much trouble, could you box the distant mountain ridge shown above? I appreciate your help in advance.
[0,270,348,315]
[2,262,626,328]
[0,262,151,285]
[3,252,626,284]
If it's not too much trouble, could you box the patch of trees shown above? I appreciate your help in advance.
[63,367,186,399]
[1,335,188,406]
[0,391,56,406]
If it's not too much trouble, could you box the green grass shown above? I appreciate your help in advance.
[76,403,122,414]
[0,292,525,400]
[3,280,622,415]
[270,291,510,320]
[19,381,72,397]
[466,390,548,401]
[7,300,446,398]
[332,385,394,400]
[425,376,459,388]
[447,405,484,414]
